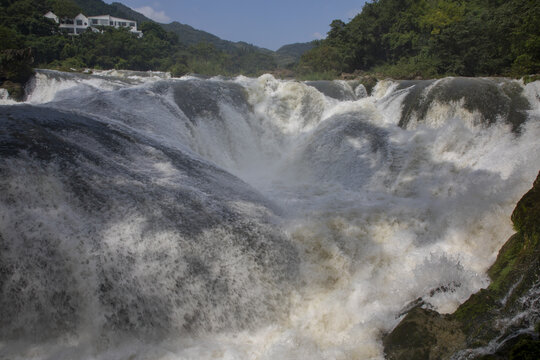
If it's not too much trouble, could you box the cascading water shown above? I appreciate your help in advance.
[1,70,539,359]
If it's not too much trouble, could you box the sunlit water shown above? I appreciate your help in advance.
[1,70,539,359]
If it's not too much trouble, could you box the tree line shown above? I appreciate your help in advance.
[2,0,538,81]
[0,0,277,77]
[299,0,540,79]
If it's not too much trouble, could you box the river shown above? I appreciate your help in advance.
[1,70,539,359]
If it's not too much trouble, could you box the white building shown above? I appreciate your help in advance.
[44,12,143,37]
[87,15,143,37]
[61,13,89,35]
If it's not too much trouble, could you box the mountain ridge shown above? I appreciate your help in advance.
[72,0,310,61]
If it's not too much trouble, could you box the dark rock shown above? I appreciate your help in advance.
[0,48,34,101]
[305,80,356,101]
[358,75,378,96]
[511,171,540,235]
[397,78,530,133]
[383,308,465,360]
[0,81,24,101]
[507,334,540,359]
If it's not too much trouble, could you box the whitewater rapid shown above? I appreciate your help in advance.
[1,70,540,359]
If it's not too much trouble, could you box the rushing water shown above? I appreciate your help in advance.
[1,70,539,359]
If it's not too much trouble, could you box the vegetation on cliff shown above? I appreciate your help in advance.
[384,171,540,359]
[300,0,540,79]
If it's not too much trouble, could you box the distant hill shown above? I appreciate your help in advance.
[72,0,311,68]
[108,2,155,25]
[161,21,226,48]
[277,42,316,59]
[275,42,316,67]
[161,21,275,56]
[73,0,271,55]
[71,0,140,20]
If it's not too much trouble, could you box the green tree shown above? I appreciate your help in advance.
[47,0,82,18]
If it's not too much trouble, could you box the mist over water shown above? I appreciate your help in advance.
[1,70,540,359]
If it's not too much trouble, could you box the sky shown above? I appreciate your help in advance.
[105,0,368,50]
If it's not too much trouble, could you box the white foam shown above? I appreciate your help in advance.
[2,72,540,360]
[0,88,18,105]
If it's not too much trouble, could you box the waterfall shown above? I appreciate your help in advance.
[1,70,539,359]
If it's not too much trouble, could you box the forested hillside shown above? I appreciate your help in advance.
[300,0,540,78]
[72,0,279,59]
[0,0,278,76]
[275,42,316,68]
[4,0,536,80]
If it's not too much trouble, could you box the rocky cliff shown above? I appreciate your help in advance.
[384,171,540,359]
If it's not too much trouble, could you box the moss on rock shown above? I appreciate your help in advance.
[512,174,540,235]
[508,335,540,360]
[384,171,540,359]
[383,308,465,360]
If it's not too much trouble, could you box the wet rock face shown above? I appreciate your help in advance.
[304,80,356,101]
[511,171,540,235]
[398,78,530,132]
[383,308,465,360]
[383,171,540,360]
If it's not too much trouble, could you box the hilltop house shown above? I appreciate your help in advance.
[44,11,143,37]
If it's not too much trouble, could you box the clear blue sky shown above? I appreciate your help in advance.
[106,1,368,50]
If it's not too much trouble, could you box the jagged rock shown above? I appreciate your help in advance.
[383,171,540,360]
[358,75,378,96]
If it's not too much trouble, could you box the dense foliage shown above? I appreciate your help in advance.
[299,0,540,78]
[0,0,277,76]
[4,0,537,79]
